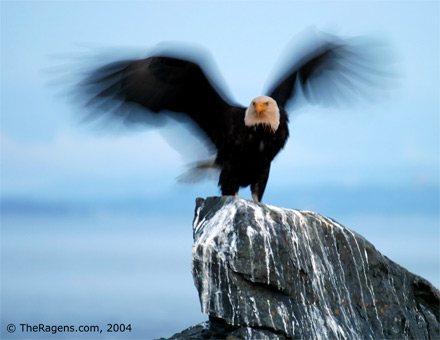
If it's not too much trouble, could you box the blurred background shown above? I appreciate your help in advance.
[1,1,438,339]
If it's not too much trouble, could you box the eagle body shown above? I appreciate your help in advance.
[215,106,289,201]
[79,33,387,202]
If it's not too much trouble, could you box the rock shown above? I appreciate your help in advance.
[187,196,439,340]
[165,316,286,340]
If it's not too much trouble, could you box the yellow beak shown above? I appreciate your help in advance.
[255,102,266,117]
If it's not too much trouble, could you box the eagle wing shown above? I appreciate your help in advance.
[79,55,234,147]
[267,33,393,110]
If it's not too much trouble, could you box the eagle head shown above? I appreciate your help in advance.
[244,95,280,132]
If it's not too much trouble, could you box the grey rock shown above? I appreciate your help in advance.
[189,196,439,340]
[229,326,286,340]
[164,317,285,340]
[164,321,211,340]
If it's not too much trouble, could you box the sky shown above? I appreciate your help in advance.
[1,1,439,339]
[1,1,439,199]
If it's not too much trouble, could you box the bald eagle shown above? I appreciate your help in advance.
[78,32,390,202]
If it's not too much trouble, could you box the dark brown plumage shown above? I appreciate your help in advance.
[77,32,389,201]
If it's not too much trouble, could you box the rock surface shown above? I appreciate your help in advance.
[165,196,439,340]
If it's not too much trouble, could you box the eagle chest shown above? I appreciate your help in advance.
[245,128,280,160]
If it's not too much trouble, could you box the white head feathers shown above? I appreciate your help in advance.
[244,95,280,133]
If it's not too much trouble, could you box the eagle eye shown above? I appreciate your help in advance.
[266,101,269,106]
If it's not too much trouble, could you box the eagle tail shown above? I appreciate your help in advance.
[176,158,221,183]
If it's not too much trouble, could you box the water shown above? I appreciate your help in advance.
[1,212,205,339]
[1,191,438,339]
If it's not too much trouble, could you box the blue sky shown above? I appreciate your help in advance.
[1,1,439,201]
[1,1,439,339]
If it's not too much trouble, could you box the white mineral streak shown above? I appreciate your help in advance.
[249,296,261,325]
[246,226,257,281]
[192,197,390,339]
[277,303,291,334]
[253,207,274,285]
[256,202,354,338]
[192,200,238,315]
[267,300,276,329]
[345,228,385,336]
[295,214,348,339]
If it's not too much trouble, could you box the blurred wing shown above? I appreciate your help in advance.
[79,55,233,146]
[267,33,395,110]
